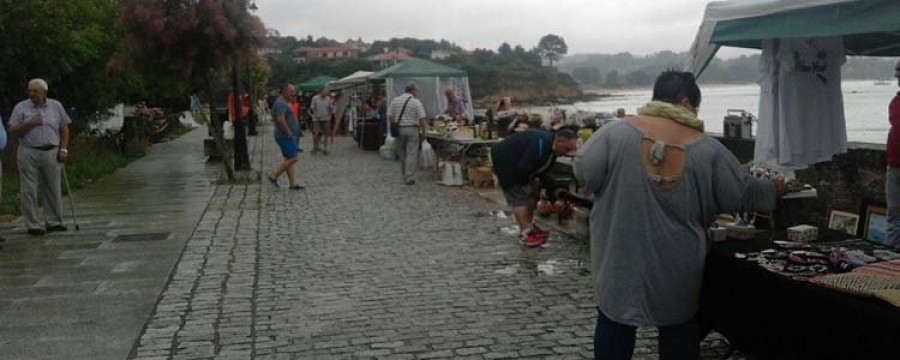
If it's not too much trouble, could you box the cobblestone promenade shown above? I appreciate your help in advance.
[127,126,735,360]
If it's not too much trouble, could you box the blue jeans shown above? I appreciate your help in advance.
[594,308,700,360]
[887,166,900,248]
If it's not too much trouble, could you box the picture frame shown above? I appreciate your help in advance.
[828,210,860,235]
[864,205,889,245]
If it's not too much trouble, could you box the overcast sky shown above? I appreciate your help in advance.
[255,0,755,57]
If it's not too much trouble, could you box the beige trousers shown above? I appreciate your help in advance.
[17,146,63,230]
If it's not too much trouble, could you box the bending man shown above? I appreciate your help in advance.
[491,129,578,247]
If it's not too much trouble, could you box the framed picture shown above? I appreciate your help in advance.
[864,205,889,245]
[829,210,860,235]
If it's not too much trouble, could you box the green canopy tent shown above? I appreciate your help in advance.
[370,59,473,119]
[688,0,900,75]
[686,0,900,171]
[296,75,338,93]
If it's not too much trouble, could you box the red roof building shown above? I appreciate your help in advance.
[295,46,360,62]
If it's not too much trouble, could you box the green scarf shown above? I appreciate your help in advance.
[637,100,704,132]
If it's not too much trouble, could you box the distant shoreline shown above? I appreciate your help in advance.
[474,92,613,108]
[582,78,894,93]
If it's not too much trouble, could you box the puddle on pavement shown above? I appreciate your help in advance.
[537,259,562,276]
[472,210,510,220]
[495,258,586,277]
[495,264,520,275]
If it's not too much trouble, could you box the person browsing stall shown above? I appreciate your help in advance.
[575,71,786,359]
[491,129,578,247]
[388,82,427,185]
[886,59,900,249]
[309,88,333,154]
[443,87,467,123]
[8,79,72,236]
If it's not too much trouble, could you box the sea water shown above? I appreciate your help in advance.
[571,80,898,144]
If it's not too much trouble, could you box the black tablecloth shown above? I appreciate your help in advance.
[700,232,900,359]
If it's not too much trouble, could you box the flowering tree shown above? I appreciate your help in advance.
[116,0,266,180]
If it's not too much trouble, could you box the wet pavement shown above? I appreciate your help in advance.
[1,122,743,359]
[0,128,219,360]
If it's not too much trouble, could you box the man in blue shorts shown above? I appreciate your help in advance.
[268,84,304,191]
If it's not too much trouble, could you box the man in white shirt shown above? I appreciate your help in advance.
[8,79,72,236]
[308,89,333,154]
[388,82,427,185]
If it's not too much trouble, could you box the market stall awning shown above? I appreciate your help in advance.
[297,75,338,92]
[328,71,373,90]
[688,0,900,75]
[371,58,467,79]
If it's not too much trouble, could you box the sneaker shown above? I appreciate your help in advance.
[289,185,305,192]
[268,176,280,188]
[529,225,550,236]
[47,225,68,232]
[519,233,547,247]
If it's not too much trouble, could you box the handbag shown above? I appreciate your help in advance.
[380,96,413,160]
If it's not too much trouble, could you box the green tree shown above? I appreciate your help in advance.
[605,70,621,88]
[117,0,266,180]
[537,34,568,67]
[0,0,124,132]
[572,67,603,86]
[498,42,512,55]
[626,70,652,87]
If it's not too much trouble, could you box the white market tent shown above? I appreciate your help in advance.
[328,71,374,90]
[370,59,474,119]
[687,0,900,170]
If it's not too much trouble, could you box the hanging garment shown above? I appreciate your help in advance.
[755,37,848,172]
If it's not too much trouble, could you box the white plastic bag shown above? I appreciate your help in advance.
[438,161,464,186]
[222,121,234,140]
[379,134,397,160]
[419,140,436,169]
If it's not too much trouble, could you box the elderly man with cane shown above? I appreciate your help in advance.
[8,78,72,236]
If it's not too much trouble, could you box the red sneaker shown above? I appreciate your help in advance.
[529,225,550,236]
[520,233,548,247]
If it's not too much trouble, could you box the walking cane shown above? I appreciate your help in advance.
[61,164,80,231]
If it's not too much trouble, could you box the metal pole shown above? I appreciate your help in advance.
[247,60,258,136]
[233,64,250,171]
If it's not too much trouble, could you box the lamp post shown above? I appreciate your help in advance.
[232,64,250,171]
[247,0,259,136]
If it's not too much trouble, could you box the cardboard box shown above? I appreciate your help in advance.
[709,228,728,242]
[788,225,818,243]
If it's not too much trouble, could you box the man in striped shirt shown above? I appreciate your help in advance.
[388,82,427,185]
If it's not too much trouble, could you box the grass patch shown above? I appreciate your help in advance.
[1,137,140,216]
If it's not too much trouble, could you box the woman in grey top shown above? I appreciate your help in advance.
[574,71,786,359]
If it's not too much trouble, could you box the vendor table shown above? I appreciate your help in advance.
[700,231,900,359]
[425,134,500,174]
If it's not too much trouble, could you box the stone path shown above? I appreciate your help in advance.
[0,122,742,359]
[130,126,735,360]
